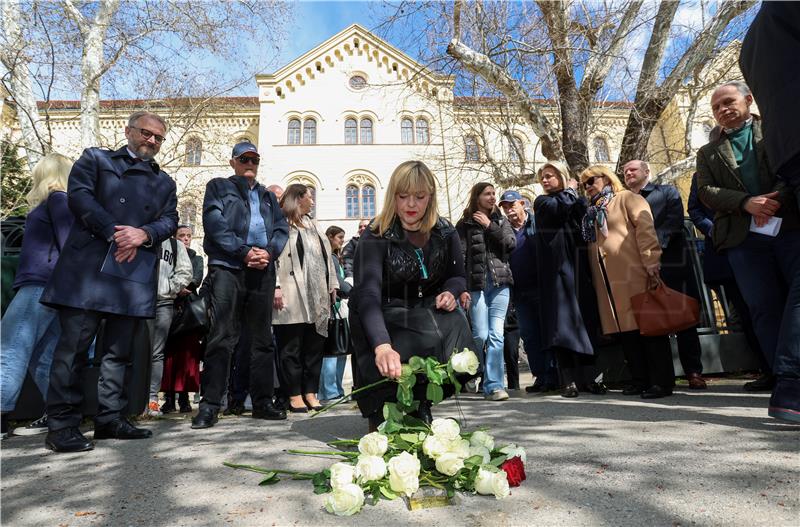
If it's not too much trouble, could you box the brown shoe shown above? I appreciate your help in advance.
[687,372,707,390]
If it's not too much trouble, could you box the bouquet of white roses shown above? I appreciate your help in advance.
[225,349,527,516]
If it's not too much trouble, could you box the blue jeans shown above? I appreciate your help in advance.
[470,281,510,394]
[727,230,800,375]
[0,285,60,412]
[318,355,347,401]
[515,290,558,386]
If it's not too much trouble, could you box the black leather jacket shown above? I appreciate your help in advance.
[456,210,516,290]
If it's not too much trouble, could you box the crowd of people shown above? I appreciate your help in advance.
[1,12,798,450]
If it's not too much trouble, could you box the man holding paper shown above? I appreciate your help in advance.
[40,111,178,452]
[696,81,800,403]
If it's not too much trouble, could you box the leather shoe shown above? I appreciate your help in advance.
[641,385,672,399]
[223,400,246,416]
[561,382,579,398]
[744,373,775,392]
[582,382,608,395]
[191,407,219,429]
[687,372,707,390]
[94,418,152,440]
[252,401,287,421]
[622,384,644,396]
[288,405,308,414]
[410,401,433,425]
[45,427,94,453]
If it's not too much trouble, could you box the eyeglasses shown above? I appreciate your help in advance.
[237,155,260,165]
[131,126,165,144]
[582,176,598,188]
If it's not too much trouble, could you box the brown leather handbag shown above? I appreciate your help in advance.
[630,277,700,336]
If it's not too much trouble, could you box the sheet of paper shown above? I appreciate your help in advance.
[749,216,782,237]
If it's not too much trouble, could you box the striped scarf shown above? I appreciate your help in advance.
[581,186,614,242]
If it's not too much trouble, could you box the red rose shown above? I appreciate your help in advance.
[500,456,526,487]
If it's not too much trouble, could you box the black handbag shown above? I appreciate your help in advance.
[170,293,208,336]
[324,302,351,357]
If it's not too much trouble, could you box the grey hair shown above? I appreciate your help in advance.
[128,111,168,131]
[719,80,751,97]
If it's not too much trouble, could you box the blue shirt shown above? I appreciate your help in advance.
[509,212,538,293]
[246,186,269,249]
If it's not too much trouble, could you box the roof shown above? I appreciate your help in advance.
[36,97,259,111]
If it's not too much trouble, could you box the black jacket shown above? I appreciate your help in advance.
[186,247,205,291]
[639,182,684,249]
[456,210,516,290]
[202,175,288,269]
[342,236,359,278]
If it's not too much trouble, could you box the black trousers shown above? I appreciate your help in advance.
[274,323,325,396]
[47,308,140,430]
[554,347,597,387]
[619,331,675,389]
[503,328,520,390]
[661,238,704,375]
[200,265,276,412]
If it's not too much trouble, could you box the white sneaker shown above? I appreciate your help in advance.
[12,413,49,436]
[485,389,510,401]
[145,401,162,417]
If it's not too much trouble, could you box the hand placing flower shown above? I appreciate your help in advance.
[324,483,365,516]
[450,348,480,375]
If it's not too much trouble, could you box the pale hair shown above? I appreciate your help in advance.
[719,80,751,97]
[25,153,73,208]
[127,111,168,131]
[580,165,624,193]
[372,161,439,236]
[537,160,570,194]
[279,183,311,227]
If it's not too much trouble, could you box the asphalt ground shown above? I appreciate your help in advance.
[1,375,798,527]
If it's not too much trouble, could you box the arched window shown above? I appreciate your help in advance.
[509,136,524,162]
[303,118,317,145]
[401,118,414,144]
[593,136,610,162]
[185,137,202,166]
[345,118,358,144]
[360,118,373,145]
[287,119,301,145]
[415,118,429,144]
[346,185,360,218]
[361,185,376,217]
[180,202,197,226]
[464,136,479,162]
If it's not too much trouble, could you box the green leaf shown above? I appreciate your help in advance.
[397,383,413,406]
[383,402,404,423]
[313,484,331,495]
[409,356,426,371]
[490,455,507,467]
[463,455,484,467]
[258,472,280,485]
[312,472,329,487]
[379,486,399,500]
[426,383,444,404]
[384,419,402,434]
[400,372,417,389]
[400,433,420,443]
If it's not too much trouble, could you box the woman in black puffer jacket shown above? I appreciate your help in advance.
[456,182,516,401]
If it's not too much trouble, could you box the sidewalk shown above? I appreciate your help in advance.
[1,379,798,526]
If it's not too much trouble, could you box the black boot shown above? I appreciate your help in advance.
[410,401,433,425]
[178,392,192,413]
[161,392,176,414]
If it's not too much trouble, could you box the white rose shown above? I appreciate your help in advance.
[422,434,448,460]
[431,418,460,442]
[468,445,491,464]
[499,444,527,464]
[450,348,480,375]
[387,452,421,497]
[329,462,355,489]
[358,432,389,456]
[469,430,495,451]
[324,483,365,516]
[355,455,387,482]
[474,466,510,499]
[435,452,465,476]
[447,438,471,459]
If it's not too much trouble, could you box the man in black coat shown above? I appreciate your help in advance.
[342,219,369,278]
[40,111,178,452]
[191,142,289,429]
[624,160,707,389]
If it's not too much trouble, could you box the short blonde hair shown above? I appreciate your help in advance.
[26,153,73,208]
[579,164,624,193]
[372,161,439,236]
[537,161,570,194]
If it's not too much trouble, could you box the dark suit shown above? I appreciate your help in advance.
[640,182,703,375]
[42,147,178,430]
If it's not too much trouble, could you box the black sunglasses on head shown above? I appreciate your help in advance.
[582,176,598,188]
[237,155,260,165]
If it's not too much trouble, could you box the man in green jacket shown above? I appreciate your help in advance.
[696,80,800,422]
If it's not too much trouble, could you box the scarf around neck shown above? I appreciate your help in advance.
[581,186,614,242]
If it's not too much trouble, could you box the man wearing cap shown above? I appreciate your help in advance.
[192,142,289,428]
[499,190,556,393]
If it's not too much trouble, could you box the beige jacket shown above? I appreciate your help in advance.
[587,190,662,334]
[273,217,337,336]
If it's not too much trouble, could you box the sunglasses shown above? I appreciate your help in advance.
[131,126,165,144]
[582,176,598,188]
[237,155,260,165]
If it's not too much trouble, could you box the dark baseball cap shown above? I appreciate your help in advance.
[499,190,523,204]
[232,142,259,158]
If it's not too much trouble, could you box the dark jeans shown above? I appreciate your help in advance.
[711,280,769,371]
[619,331,675,390]
[274,323,325,396]
[199,265,277,413]
[229,329,251,405]
[515,290,557,386]
[47,308,140,430]
[554,348,597,387]
[503,328,520,390]
[727,230,800,373]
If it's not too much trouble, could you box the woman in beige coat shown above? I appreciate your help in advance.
[273,184,337,413]
[579,165,674,399]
